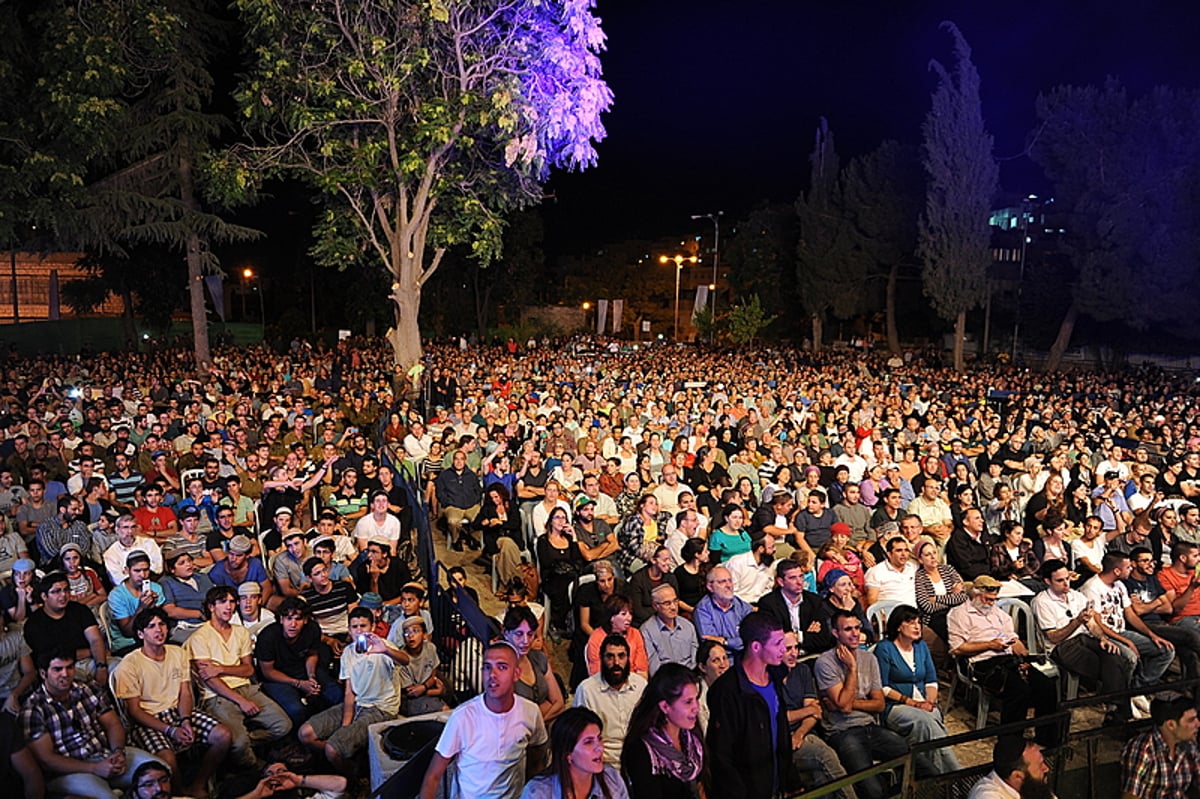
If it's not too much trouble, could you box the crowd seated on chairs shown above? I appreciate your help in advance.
[0,337,1199,796]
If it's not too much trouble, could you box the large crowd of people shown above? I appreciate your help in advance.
[0,335,1198,798]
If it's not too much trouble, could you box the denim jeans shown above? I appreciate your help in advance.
[828,724,909,799]
[260,666,344,728]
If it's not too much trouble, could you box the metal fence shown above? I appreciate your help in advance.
[782,677,1199,799]
[401,466,493,704]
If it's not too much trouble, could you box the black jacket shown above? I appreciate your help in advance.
[757,588,834,655]
[707,661,793,798]
[945,527,993,581]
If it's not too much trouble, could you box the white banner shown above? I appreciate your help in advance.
[692,285,709,319]
[611,299,624,332]
[596,299,608,335]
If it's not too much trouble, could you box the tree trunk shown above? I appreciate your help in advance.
[185,232,209,368]
[388,282,423,371]
[178,151,210,371]
[1044,303,1079,372]
[981,285,992,358]
[811,314,823,352]
[953,310,966,372]
[119,286,138,350]
[886,261,900,354]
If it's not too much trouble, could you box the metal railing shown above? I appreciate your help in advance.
[779,677,1199,799]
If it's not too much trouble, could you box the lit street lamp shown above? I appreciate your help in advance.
[242,267,266,339]
[659,254,698,341]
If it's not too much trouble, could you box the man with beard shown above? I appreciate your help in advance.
[968,736,1055,799]
[572,634,647,765]
[1121,696,1200,799]
[34,495,91,564]
[103,513,163,586]
[725,531,778,604]
[948,576,1059,745]
[420,641,549,799]
[707,611,792,799]
[128,761,175,799]
[572,494,619,565]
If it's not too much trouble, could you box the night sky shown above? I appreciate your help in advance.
[541,0,1200,255]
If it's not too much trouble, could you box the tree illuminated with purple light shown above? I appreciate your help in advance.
[218,0,613,366]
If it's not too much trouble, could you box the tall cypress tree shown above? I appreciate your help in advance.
[917,22,998,371]
[795,117,853,351]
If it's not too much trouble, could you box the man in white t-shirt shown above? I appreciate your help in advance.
[420,640,548,799]
[352,491,402,556]
[1079,551,1175,702]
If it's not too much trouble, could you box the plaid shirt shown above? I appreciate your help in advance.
[21,679,115,761]
[1121,727,1200,799]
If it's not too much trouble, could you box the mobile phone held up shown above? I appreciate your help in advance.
[356,634,369,653]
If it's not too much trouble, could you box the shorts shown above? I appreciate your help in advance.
[304,703,395,760]
[130,707,223,753]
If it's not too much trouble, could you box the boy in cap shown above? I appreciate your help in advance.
[397,616,447,716]
[209,534,275,606]
[357,593,390,638]
[165,506,213,570]
[233,582,276,640]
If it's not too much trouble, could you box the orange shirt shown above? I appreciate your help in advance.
[1157,565,1200,620]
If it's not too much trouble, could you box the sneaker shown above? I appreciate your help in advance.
[1132,695,1152,719]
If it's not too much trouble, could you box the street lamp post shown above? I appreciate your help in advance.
[243,267,265,339]
[690,211,723,322]
[1011,195,1035,362]
[659,254,698,341]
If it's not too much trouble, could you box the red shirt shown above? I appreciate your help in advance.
[133,506,176,535]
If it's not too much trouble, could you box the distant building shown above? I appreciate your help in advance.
[0,251,124,322]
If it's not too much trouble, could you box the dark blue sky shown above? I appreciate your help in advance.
[542,0,1199,253]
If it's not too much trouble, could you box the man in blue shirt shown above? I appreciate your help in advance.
[707,611,791,798]
[693,566,752,654]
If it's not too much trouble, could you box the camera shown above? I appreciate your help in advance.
[355,634,368,653]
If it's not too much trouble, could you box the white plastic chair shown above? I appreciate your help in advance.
[866,600,901,638]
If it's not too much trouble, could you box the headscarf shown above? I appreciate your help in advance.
[821,567,850,598]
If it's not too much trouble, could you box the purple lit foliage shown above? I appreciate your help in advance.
[505,0,613,178]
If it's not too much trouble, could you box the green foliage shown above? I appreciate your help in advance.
[917,22,998,323]
[1032,80,1200,332]
[725,295,776,345]
[725,202,797,321]
[64,247,185,331]
[795,118,857,320]
[692,305,718,341]
[840,141,923,279]
[223,0,610,365]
